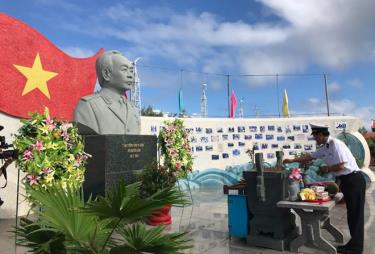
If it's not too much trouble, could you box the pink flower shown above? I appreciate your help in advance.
[76,154,89,164]
[26,174,40,186]
[23,150,33,161]
[61,131,70,141]
[175,162,182,170]
[168,148,177,157]
[166,126,176,132]
[289,168,302,181]
[44,115,56,131]
[61,123,72,132]
[40,168,52,175]
[33,140,43,151]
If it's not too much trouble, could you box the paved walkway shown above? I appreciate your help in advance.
[1,183,375,253]
[170,184,375,254]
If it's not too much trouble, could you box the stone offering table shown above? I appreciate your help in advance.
[277,193,344,254]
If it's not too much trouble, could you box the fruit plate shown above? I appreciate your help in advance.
[304,197,331,203]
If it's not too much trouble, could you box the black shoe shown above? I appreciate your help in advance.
[0,198,3,206]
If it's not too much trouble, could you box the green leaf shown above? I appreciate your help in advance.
[114,223,192,254]
[19,184,110,253]
[85,181,190,224]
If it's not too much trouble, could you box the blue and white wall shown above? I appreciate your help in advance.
[141,115,373,186]
[141,116,364,167]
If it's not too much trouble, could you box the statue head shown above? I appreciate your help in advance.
[96,50,134,92]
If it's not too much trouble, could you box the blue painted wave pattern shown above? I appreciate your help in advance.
[177,162,272,191]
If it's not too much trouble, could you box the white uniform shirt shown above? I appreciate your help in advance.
[311,136,359,177]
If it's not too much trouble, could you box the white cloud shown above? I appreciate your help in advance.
[348,79,364,88]
[308,97,320,105]
[257,0,375,70]
[34,0,80,11]
[53,0,374,84]
[327,82,341,93]
[330,99,375,128]
[56,0,375,116]
[62,47,95,58]
[104,5,289,47]
[302,97,375,128]
[88,0,375,82]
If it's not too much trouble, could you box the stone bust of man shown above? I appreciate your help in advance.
[74,50,141,135]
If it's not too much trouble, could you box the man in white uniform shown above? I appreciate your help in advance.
[283,124,366,254]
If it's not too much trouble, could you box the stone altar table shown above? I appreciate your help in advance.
[277,193,344,254]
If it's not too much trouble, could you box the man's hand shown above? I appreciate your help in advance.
[283,158,294,164]
[317,165,330,176]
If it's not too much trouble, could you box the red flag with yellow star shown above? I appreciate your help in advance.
[0,13,104,120]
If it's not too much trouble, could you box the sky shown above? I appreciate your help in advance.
[2,0,375,128]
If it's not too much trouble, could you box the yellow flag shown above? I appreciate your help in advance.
[282,89,289,117]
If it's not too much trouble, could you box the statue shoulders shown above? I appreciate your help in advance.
[79,93,101,102]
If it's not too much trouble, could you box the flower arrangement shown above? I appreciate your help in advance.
[289,168,302,182]
[14,108,89,190]
[158,119,193,179]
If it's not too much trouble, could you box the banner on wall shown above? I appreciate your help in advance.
[0,13,104,120]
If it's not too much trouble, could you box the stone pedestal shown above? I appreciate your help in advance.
[243,170,297,251]
[82,134,157,198]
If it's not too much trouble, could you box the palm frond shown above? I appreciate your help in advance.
[85,181,190,224]
[112,223,192,254]
[15,217,66,253]
[21,184,110,253]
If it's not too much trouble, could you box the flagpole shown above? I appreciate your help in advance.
[227,75,230,118]
[276,74,280,118]
[180,69,183,115]
[324,74,330,116]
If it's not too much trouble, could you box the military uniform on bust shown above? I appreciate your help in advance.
[73,50,141,135]
[74,90,140,135]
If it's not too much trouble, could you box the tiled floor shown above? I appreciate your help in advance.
[1,183,375,253]
[168,183,375,254]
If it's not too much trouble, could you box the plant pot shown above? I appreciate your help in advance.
[147,204,172,226]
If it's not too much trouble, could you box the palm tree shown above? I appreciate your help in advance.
[16,182,192,253]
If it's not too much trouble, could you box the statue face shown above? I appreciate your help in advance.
[109,54,134,91]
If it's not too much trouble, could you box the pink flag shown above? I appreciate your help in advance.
[230,88,237,118]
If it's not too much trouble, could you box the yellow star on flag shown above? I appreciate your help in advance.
[14,53,58,99]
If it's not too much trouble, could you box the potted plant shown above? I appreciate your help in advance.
[140,118,193,225]
[16,181,192,253]
[140,161,177,225]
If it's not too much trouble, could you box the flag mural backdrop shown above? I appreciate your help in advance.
[0,13,103,120]
[230,88,237,118]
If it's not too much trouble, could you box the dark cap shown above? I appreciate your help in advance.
[310,123,329,135]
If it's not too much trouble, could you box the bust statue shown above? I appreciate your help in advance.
[74,50,141,135]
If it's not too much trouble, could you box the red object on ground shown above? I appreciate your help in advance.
[0,13,104,120]
[147,204,172,226]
